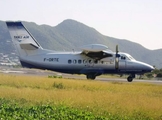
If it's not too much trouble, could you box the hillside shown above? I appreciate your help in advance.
[0,19,162,68]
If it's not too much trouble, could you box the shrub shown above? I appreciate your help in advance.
[53,82,64,89]
[156,73,162,77]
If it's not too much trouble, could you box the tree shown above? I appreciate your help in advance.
[156,73,162,78]
[145,73,153,78]
[152,68,159,74]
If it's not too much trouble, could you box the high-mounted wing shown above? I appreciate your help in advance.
[80,44,113,60]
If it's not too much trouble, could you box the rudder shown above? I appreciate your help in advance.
[6,22,43,57]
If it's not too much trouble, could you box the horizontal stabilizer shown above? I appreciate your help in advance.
[20,43,39,50]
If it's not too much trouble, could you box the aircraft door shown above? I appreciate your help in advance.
[119,56,126,70]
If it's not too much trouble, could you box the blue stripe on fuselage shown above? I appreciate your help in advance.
[20,60,150,75]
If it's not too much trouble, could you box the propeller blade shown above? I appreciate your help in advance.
[115,57,119,69]
[116,45,118,54]
[115,45,119,69]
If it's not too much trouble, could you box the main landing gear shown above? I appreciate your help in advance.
[86,74,136,82]
[86,72,102,80]
[127,74,135,82]
[86,74,96,80]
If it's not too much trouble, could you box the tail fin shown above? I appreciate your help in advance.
[6,22,43,57]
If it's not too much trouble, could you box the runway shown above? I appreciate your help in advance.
[0,67,162,85]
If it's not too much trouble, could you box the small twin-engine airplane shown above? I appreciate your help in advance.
[6,22,154,82]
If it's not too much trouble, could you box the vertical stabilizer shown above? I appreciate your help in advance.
[6,22,43,57]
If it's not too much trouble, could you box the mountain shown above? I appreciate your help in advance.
[0,19,162,68]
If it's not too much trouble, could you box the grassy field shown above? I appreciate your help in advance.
[0,74,162,119]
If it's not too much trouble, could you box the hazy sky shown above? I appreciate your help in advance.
[1,0,162,50]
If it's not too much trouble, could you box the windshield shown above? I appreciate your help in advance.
[120,53,136,61]
[126,54,136,61]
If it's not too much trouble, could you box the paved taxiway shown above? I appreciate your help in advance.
[0,67,162,85]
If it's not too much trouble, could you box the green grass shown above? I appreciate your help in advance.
[0,74,162,119]
[0,98,104,120]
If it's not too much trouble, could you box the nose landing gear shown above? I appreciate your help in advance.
[127,74,135,82]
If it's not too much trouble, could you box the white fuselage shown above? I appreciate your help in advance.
[6,21,154,82]
[19,50,154,75]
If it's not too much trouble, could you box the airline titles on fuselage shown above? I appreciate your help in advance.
[44,58,59,62]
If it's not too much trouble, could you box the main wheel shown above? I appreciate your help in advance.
[127,76,133,82]
[86,75,96,80]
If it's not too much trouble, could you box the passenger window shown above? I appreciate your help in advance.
[89,60,92,63]
[94,60,98,64]
[73,59,77,64]
[68,60,72,64]
[78,60,82,64]
[83,60,87,64]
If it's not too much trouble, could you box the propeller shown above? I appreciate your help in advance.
[115,45,120,69]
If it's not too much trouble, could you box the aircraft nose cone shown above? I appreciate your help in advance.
[150,66,155,70]
[143,63,154,72]
[135,61,154,72]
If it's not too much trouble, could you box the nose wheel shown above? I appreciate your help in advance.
[127,74,135,82]
[127,76,133,82]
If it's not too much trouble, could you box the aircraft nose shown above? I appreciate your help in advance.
[142,63,154,72]
[134,61,154,72]
[150,66,155,71]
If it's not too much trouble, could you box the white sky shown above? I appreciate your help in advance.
[1,0,162,50]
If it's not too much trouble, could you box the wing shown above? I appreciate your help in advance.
[80,44,113,60]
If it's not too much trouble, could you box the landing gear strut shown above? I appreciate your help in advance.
[127,74,135,82]
[86,74,96,80]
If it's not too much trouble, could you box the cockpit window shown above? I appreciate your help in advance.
[127,55,135,60]
[120,54,136,61]
[126,54,135,61]
[121,56,126,60]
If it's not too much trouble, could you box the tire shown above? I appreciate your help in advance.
[127,76,133,82]
[86,75,96,80]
